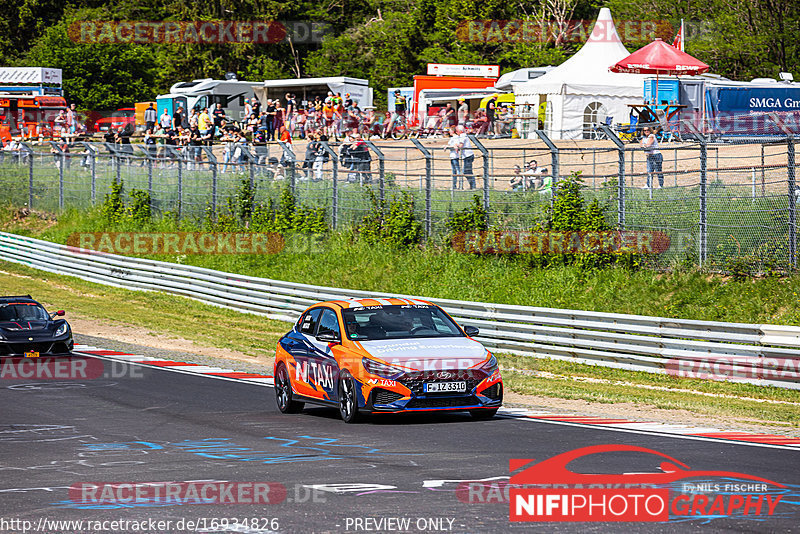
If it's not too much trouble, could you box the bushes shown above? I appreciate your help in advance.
[100,177,151,225]
[358,189,422,248]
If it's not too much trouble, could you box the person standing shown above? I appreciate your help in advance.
[66,103,78,135]
[455,125,475,189]
[144,103,157,133]
[485,94,498,136]
[457,98,469,127]
[265,99,276,141]
[444,127,461,188]
[640,126,663,188]
[159,108,171,130]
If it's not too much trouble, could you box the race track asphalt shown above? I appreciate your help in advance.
[1,337,798,534]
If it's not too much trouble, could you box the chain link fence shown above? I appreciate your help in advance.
[0,124,797,272]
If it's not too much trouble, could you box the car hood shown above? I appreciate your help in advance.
[358,337,488,370]
[0,320,50,332]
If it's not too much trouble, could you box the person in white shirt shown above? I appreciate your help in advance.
[640,126,664,188]
[456,125,476,189]
[444,127,461,187]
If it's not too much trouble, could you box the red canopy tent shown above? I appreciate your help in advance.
[610,38,709,108]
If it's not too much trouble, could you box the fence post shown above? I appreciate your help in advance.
[788,136,797,269]
[600,125,626,228]
[81,143,97,204]
[202,147,218,218]
[468,134,490,214]
[535,130,559,185]
[277,141,297,194]
[319,141,339,230]
[50,142,65,211]
[699,138,708,265]
[176,150,183,220]
[24,144,34,209]
[410,138,432,240]
[365,141,385,203]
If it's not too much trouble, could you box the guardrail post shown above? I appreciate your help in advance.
[410,138,432,240]
[320,141,339,230]
[600,125,626,228]
[365,141,385,203]
[468,134,490,214]
[277,141,297,194]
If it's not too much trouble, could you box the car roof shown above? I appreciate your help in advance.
[318,297,434,309]
[0,295,37,304]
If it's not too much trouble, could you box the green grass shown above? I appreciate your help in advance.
[5,202,800,326]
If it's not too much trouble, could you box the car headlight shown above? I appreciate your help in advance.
[479,355,498,374]
[362,357,406,378]
[55,323,70,337]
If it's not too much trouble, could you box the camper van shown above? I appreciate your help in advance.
[156,79,262,123]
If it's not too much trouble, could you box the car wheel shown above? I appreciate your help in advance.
[275,363,304,414]
[469,408,499,420]
[338,371,361,424]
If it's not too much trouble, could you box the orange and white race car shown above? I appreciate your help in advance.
[274,298,502,423]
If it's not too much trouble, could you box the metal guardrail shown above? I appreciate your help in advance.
[0,231,798,389]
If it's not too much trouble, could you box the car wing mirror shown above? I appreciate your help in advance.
[316,332,340,343]
[52,310,65,317]
[463,325,479,336]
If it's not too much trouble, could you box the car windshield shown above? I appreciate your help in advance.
[342,304,463,341]
[0,303,49,322]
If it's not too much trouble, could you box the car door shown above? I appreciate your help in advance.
[304,307,342,401]
[281,308,321,394]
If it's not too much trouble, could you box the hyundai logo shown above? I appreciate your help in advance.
[438,371,454,379]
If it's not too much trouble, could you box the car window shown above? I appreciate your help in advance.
[299,308,322,335]
[342,304,462,341]
[0,303,49,321]
[316,308,341,339]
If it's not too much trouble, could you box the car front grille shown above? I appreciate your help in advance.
[0,342,56,356]
[373,388,404,405]
[400,370,486,395]
[405,396,480,409]
[481,383,502,400]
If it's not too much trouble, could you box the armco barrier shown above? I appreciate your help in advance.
[1,231,798,389]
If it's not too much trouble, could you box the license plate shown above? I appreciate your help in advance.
[424,381,466,393]
[24,351,39,358]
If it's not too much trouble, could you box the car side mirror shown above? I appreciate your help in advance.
[316,332,340,343]
[56,310,65,316]
[464,325,479,337]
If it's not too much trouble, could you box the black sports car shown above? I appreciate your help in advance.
[0,295,73,357]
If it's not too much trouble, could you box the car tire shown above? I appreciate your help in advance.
[275,363,304,414]
[338,371,361,424]
[469,408,499,420]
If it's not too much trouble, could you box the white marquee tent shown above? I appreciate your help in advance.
[514,8,647,139]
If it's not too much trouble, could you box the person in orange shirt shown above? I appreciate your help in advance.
[322,102,335,139]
